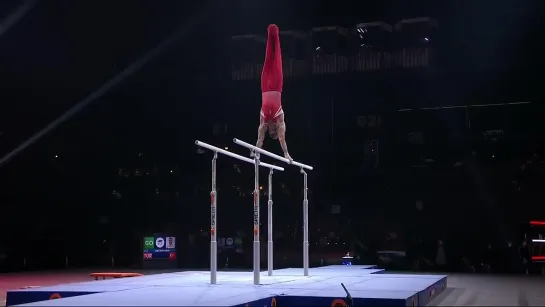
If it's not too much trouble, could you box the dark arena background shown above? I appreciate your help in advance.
[1,0,544,306]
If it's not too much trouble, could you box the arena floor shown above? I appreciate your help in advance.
[428,273,545,306]
[0,269,179,307]
[0,271,90,307]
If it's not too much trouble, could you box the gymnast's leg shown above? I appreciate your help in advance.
[261,24,283,92]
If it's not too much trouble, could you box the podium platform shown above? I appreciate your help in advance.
[7,265,447,307]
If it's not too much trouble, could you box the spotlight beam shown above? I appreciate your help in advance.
[0,1,221,169]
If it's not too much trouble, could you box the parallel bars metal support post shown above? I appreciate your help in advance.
[210,152,218,284]
[253,155,261,285]
[267,168,274,276]
[232,138,313,277]
[302,169,309,276]
[195,140,284,285]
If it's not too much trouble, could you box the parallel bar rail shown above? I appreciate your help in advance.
[196,141,284,171]
[233,138,313,170]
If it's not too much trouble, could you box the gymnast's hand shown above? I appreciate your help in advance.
[284,152,293,164]
[250,150,260,159]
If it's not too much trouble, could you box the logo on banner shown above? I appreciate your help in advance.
[155,237,165,248]
[331,299,347,307]
[211,191,216,232]
[430,287,436,299]
[226,238,234,246]
[166,237,176,249]
[49,293,62,300]
[143,237,154,249]
[253,191,259,234]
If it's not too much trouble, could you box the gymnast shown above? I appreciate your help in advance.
[253,24,292,163]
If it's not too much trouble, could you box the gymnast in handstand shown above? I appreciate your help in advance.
[254,24,292,162]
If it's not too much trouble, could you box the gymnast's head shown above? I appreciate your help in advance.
[268,121,278,139]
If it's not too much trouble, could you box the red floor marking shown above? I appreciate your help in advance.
[0,271,92,305]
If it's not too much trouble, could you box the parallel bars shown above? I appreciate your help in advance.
[232,138,313,277]
[195,140,283,285]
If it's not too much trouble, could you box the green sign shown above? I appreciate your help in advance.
[143,237,155,250]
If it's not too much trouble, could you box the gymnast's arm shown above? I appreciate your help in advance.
[276,114,292,162]
[256,116,267,150]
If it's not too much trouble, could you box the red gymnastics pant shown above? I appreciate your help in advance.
[260,24,283,122]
